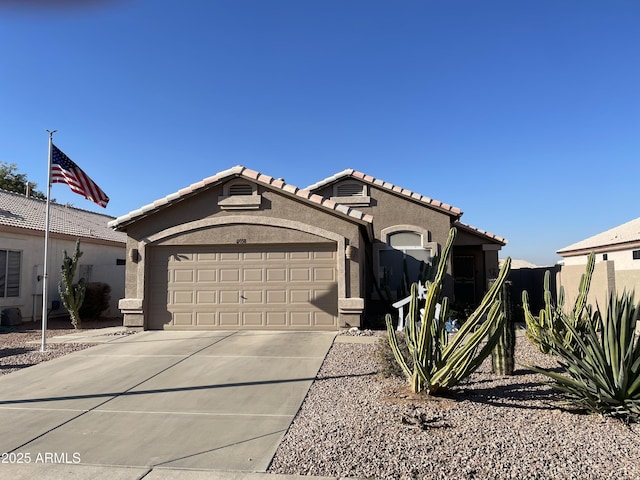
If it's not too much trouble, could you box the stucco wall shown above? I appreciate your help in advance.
[559,250,640,310]
[119,182,367,328]
[558,260,615,310]
[0,230,125,322]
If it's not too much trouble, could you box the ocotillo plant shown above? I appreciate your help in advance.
[386,227,512,394]
[523,252,595,355]
[491,280,515,376]
[58,239,86,329]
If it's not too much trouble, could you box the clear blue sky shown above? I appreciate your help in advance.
[1,1,638,266]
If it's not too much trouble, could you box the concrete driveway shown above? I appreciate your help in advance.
[0,330,336,478]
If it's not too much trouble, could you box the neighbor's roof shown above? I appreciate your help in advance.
[0,188,126,244]
[109,165,374,230]
[454,221,507,246]
[557,216,640,256]
[306,168,463,218]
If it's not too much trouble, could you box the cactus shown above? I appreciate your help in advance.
[58,239,86,329]
[385,227,512,394]
[491,281,515,375]
[523,252,595,355]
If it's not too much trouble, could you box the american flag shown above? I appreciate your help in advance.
[51,144,109,208]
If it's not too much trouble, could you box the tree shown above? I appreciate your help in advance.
[0,161,47,200]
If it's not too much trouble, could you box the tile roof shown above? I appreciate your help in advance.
[109,165,374,230]
[454,221,507,245]
[306,168,463,217]
[557,216,640,256]
[0,188,126,244]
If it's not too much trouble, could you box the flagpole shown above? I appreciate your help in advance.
[41,129,56,352]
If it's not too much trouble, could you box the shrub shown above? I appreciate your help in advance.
[530,291,640,421]
[376,333,413,378]
[80,282,111,319]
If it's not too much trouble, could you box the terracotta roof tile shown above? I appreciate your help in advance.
[307,169,463,217]
[110,165,373,230]
[454,221,507,245]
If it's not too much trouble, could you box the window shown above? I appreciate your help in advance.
[0,250,21,298]
[602,253,608,261]
[633,250,640,260]
[379,231,432,293]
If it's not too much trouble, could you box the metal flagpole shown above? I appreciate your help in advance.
[41,129,56,352]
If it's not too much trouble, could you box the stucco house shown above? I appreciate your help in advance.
[0,189,126,323]
[557,216,640,308]
[110,166,506,331]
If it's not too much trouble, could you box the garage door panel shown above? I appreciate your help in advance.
[266,269,287,282]
[243,312,263,326]
[149,244,338,330]
[196,290,216,304]
[173,291,194,304]
[219,269,240,282]
[196,312,216,325]
[197,269,217,282]
[173,312,194,326]
[267,290,287,304]
[290,290,310,303]
[243,269,263,282]
[290,312,311,326]
[174,270,194,283]
[243,290,263,303]
[219,312,240,326]
[290,268,310,281]
[266,312,287,326]
[219,290,240,304]
[314,312,335,326]
[314,267,335,282]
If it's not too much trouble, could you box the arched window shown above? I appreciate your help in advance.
[377,228,436,295]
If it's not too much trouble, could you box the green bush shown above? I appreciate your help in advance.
[530,291,640,421]
[79,282,111,319]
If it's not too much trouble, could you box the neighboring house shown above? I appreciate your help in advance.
[556,216,640,309]
[109,166,506,331]
[0,189,127,322]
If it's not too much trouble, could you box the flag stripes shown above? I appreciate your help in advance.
[51,144,109,207]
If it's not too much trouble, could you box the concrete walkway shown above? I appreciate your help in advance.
[0,330,362,479]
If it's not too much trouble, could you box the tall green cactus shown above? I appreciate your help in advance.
[385,227,512,394]
[491,280,515,376]
[523,252,595,355]
[58,239,86,329]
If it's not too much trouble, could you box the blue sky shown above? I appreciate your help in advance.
[1,0,638,266]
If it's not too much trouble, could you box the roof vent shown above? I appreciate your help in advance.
[228,183,254,196]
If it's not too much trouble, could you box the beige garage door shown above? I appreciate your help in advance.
[147,244,339,330]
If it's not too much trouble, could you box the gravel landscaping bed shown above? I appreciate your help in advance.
[269,332,640,480]
[0,318,122,376]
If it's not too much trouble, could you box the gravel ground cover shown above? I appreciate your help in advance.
[0,318,122,376]
[269,331,640,480]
